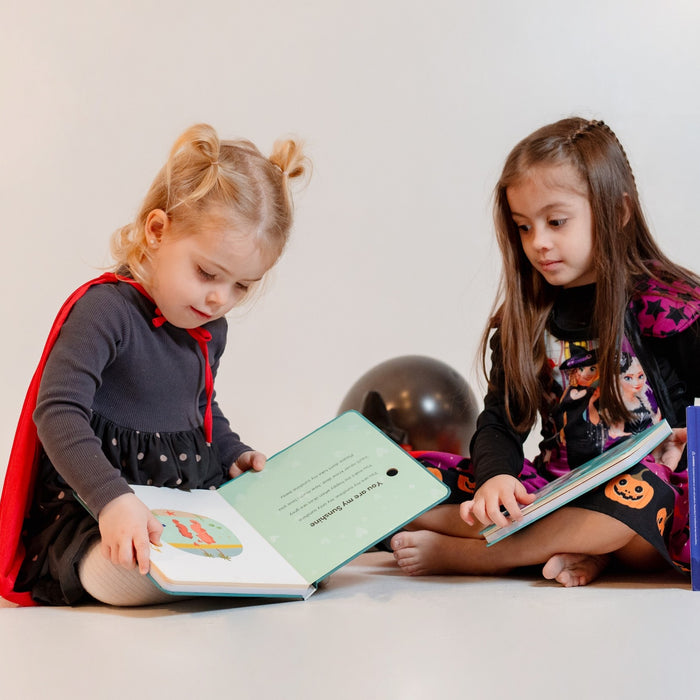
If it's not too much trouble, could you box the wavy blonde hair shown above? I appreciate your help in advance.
[111,123,309,284]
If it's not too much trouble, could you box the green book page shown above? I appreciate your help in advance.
[218,411,449,583]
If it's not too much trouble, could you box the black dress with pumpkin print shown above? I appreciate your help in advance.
[412,279,700,573]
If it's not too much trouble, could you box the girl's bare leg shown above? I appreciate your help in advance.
[391,506,665,585]
[404,504,482,538]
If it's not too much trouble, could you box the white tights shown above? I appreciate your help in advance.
[78,542,183,606]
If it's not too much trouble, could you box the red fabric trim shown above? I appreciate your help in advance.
[0,273,215,604]
[187,328,214,443]
[109,276,214,442]
[0,273,119,605]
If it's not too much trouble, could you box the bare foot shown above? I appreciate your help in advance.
[390,530,510,576]
[542,553,609,587]
[391,530,455,575]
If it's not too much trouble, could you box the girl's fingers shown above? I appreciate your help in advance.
[133,535,151,575]
[116,540,136,569]
[501,494,523,521]
[486,499,508,528]
[460,500,475,525]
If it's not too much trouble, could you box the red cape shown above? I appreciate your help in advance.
[0,273,215,606]
[0,274,121,605]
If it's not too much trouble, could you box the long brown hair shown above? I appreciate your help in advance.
[483,117,699,431]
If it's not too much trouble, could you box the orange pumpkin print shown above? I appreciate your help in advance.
[604,469,654,509]
[656,507,669,536]
[457,473,476,495]
[426,467,443,482]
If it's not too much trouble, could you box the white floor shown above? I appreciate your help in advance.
[1,552,697,700]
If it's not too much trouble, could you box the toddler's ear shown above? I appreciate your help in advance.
[144,209,170,247]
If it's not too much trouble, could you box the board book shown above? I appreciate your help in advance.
[481,419,672,546]
[687,404,700,590]
[125,410,449,599]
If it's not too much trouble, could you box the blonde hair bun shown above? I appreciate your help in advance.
[269,139,310,181]
[110,123,310,284]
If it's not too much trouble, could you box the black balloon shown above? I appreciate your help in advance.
[339,355,479,456]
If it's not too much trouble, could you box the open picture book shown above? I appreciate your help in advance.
[125,411,449,599]
[481,419,673,546]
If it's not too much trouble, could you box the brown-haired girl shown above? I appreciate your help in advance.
[391,117,700,586]
[1,124,309,605]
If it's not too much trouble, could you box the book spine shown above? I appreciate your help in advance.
[688,405,700,591]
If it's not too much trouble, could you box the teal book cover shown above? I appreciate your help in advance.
[481,419,673,546]
[132,411,449,599]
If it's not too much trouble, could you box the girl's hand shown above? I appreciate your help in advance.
[460,474,535,528]
[652,427,687,471]
[97,493,163,575]
[229,450,267,478]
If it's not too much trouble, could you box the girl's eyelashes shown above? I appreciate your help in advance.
[513,219,568,232]
[197,266,254,294]
[197,266,216,281]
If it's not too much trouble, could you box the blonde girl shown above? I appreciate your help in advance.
[1,124,308,605]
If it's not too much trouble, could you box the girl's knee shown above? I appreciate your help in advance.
[78,542,175,606]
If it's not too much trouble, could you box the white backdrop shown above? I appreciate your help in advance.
[2,0,700,483]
